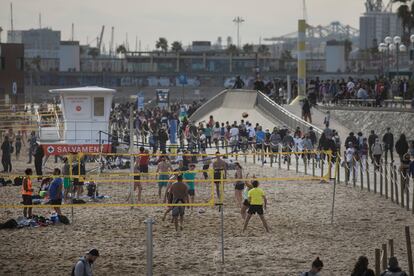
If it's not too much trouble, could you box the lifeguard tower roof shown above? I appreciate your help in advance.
[49,86,116,94]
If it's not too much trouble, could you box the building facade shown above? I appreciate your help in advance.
[0,43,25,104]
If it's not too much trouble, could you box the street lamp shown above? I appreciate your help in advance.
[378,43,387,76]
[384,36,393,76]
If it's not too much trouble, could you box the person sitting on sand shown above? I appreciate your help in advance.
[351,256,375,276]
[380,257,408,276]
[169,174,189,231]
[300,257,324,276]
[242,180,269,233]
[73,248,100,276]
[156,155,172,199]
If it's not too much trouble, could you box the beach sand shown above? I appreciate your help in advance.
[1,156,414,275]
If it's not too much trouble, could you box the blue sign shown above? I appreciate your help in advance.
[136,92,144,110]
[178,74,188,85]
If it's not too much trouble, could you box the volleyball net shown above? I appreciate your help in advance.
[0,150,333,209]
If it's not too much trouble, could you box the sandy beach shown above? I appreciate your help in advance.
[1,156,414,276]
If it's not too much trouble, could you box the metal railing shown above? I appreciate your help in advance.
[188,89,228,122]
[256,91,323,138]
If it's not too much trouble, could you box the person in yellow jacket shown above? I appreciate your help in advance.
[22,168,34,218]
[242,180,269,233]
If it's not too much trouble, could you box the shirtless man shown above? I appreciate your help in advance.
[133,147,149,202]
[156,155,173,199]
[212,152,227,200]
[169,174,189,231]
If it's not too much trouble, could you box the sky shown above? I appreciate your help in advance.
[0,0,368,50]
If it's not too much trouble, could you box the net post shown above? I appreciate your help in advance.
[385,161,389,199]
[304,152,307,175]
[295,152,299,173]
[129,105,135,209]
[359,159,363,190]
[144,217,155,276]
[312,152,315,177]
[380,162,383,197]
[328,150,332,180]
[366,157,370,192]
[278,150,281,169]
[394,164,399,205]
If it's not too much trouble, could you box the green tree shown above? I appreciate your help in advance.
[226,44,239,55]
[116,44,127,54]
[242,43,254,54]
[393,0,414,42]
[257,44,270,55]
[171,41,183,52]
[88,47,100,58]
[280,50,293,60]
[156,37,169,52]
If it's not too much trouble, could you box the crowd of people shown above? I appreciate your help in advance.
[233,74,414,107]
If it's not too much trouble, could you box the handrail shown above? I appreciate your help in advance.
[188,89,228,122]
[257,91,323,137]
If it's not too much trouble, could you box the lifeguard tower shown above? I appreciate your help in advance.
[40,86,115,155]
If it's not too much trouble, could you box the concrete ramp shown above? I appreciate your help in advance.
[190,89,324,138]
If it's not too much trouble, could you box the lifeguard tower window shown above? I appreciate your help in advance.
[94,97,105,117]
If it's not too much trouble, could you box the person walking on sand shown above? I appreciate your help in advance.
[73,248,100,276]
[213,152,227,200]
[242,180,269,233]
[183,163,197,209]
[234,162,244,208]
[300,257,324,276]
[156,155,172,199]
[169,174,189,231]
[22,168,34,218]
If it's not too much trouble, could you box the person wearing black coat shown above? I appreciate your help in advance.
[1,136,12,172]
[34,143,44,180]
[396,134,409,162]
[382,127,394,162]
[368,130,378,163]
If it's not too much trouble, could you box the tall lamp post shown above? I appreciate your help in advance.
[378,43,387,76]
[384,36,393,77]
[392,36,406,80]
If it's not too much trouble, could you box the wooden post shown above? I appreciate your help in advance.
[312,154,315,176]
[295,153,299,173]
[380,164,383,197]
[244,153,247,164]
[270,153,273,167]
[360,159,364,190]
[253,149,256,164]
[394,165,399,205]
[287,154,290,171]
[337,156,341,184]
[304,153,307,175]
[385,162,389,200]
[390,163,394,202]
[321,158,324,178]
[278,152,281,169]
[388,239,394,257]
[400,170,405,208]
[261,143,265,165]
[366,158,370,192]
[352,161,356,188]
[406,226,414,276]
[374,167,377,194]
[382,243,387,271]
[404,172,409,211]
[375,248,381,276]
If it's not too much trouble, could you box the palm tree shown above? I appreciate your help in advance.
[116,45,127,55]
[171,41,183,53]
[155,37,168,53]
[226,44,239,55]
[393,0,414,42]
[242,43,254,54]
[257,44,270,55]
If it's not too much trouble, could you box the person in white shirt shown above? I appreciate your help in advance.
[230,125,239,152]
[345,142,356,182]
